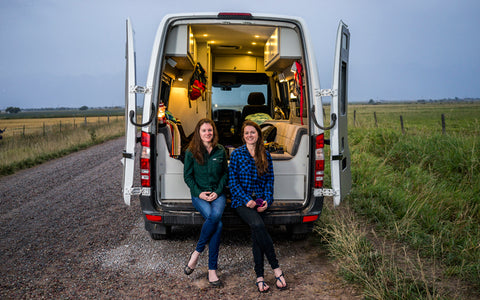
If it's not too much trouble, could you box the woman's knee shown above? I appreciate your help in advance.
[205,213,223,225]
[249,219,266,232]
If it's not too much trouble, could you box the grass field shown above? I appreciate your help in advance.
[349,102,480,134]
[0,111,126,176]
[317,101,480,299]
[0,115,123,138]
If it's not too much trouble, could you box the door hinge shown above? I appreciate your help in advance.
[122,151,133,159]
[130,85,151,94]
[313,188,336,197]
[332,154,343,161]
[319,89,337,97]
[126,187,151,196]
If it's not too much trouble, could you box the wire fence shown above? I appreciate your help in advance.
[353,110,449,134]
[0,115,124,139]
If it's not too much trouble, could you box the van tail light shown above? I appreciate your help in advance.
[314,134,325,188]
[218,12,253,19]
[140,131,151,187]
[157,103,166,125]
[145,214,162,222]
[303,215,319,223]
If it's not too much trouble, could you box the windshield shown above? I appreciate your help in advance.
[212,84,268,111]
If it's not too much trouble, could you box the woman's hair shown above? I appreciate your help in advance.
[241,120,268,176]
[188,118,219,165]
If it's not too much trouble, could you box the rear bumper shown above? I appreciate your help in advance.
[140,194,324,230]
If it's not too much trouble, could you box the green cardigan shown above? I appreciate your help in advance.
[183,144,228,198]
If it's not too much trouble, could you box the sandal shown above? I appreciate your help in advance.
[256,280,269,293]
[208,272,222,287]
[275,272,287,290]
[209,279,223,288]
[184,251,197,275]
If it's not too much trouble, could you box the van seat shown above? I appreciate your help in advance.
[241,92,270,122]
[263,121,307,160]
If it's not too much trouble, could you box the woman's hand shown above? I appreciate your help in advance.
[246,199,257,209]
[200,191,218,202]
[256,201,268,212]
[206,192,218,202]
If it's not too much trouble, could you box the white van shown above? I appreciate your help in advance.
[122,12,351,239]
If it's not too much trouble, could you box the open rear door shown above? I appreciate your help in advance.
[121,18,137,206]
[330,21,352,206]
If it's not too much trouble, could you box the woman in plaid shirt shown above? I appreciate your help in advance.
[229,120,287,293]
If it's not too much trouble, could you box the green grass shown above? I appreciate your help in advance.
[0,117,125,176]
[316,205,439,299]
[317,102,480,299]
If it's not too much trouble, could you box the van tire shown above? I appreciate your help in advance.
[150,232,168,240]
[290,233,308,240]
[287,223,313,240]
[148,224,171,240]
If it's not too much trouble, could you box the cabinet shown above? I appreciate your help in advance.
[214,56,257,71]
[264,27,302,71]
[165,25,196,70]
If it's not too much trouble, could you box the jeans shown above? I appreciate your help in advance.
[235,205,279,278]
[191,194,226,270]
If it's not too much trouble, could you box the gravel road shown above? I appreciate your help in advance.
[0,137,361,299]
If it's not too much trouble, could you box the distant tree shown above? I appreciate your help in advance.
[368,99,376,105]
[6,107,21,113]
[79,105,89,111]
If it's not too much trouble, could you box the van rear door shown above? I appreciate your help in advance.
[330,21,352,206]
[121,18,138,206]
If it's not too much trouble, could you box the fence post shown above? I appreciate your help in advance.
[441,114,446,135]
[74,119,76,129]
[374,112,378,127]
[84,116,87,126]
[43,122,46,136]
[400,115,405,134]
[23,125,25,137]
[354,110,357,127]
[60,121,62,132]
[108,114,110,124]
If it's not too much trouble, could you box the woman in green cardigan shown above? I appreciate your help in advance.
[183,118,228,287]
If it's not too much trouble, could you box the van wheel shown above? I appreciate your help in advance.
[149,225,171,240]
[150,232,168,240]
[287,224,312,240]
[289,232,308,240]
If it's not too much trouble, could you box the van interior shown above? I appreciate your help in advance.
[155,19,311,205]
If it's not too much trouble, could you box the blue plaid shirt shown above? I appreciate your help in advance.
[229,145,274,208]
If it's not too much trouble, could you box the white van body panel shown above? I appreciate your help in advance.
[157,134,190,200]
[122,18,137,206]
[273,135,309,200]
[330,22,352,206]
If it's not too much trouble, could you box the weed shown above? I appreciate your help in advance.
[319,102,479,297]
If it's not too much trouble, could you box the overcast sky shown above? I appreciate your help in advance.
[0,0,479,109]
